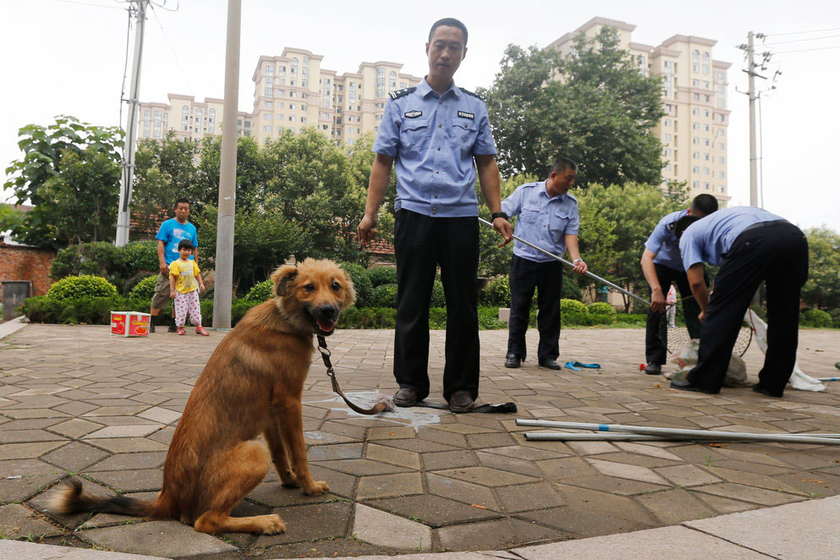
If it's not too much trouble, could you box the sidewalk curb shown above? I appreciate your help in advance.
[0,316,27,341]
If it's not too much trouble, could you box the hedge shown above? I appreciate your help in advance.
[244,279,274,302]
[560,299,589,326]
[129,275,159,300]
[482,276,510,307]
[50,240,159,293]
[587,302,617,325]
[340,263,373,308]
[367,267,397,287]
[801,308,833,328]
[48,275,118,301]
[372,283,398,308]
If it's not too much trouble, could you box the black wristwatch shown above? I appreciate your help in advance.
[491,211,509,221]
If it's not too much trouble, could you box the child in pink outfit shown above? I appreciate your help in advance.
[168,239,208,336]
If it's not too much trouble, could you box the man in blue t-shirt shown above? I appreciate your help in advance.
[671,206,808,397]
[640,194,718,375]
[150,199,199,333]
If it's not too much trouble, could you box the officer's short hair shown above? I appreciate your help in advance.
[674,215,702,238]
[175,198,190,209]
[178,239,194,251]
[429,18,468,46]
[550,156,577,176]
[690,194,719,217]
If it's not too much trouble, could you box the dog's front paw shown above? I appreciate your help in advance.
[260,514,286,535]
[280,470,300,488]
[303,480,330,496]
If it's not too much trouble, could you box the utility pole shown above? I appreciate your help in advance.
[738,31,767,208]
[212,0,241,329]
[115,0,149,247]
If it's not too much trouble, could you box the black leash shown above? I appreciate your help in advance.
[316,335,394,415]
[316,335,516,414]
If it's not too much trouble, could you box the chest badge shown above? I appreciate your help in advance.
[404,110,422,118]
[457,111,475,120]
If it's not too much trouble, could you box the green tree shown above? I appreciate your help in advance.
[2,116,123,247]
[481,27,665,187]
[801,227,840,310]
[575,183,685,311]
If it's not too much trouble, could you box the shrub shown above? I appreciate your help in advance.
[122,272,156,297]
[431,279,445,308]
[801,308,833,328]
[587,302,617,325]
[372,283,398,308]
[245,279,274,302]
[560,299,589,326]
[562,278,583,301]
[122,240,160,274]
[482,276,510,307]
[615,313,646,326]
[341,263,373,308]
[338,307,397,329]
[478,307,507,329]
[50,242,128,281]
[48,275,118,301]
[367,267,397,288]
[129,275,159,301]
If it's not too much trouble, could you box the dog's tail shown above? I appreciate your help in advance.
[49,478,159,518]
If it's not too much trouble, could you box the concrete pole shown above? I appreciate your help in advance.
[212,0,241,329]
[115,0,148,247]
[747,31,759,207]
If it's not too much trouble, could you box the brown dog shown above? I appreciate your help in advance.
[50,259,355,535]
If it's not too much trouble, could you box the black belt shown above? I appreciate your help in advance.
[743,219,788,233]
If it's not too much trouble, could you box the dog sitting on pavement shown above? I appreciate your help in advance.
[49,259,355,535]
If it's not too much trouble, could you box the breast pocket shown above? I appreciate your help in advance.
[519,205,541,223]
[550,210,571,234]
[400,119,429,153]
[451,121,477,150]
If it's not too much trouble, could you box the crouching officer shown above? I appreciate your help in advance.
[671,206,808,396]
[501,156,587,370]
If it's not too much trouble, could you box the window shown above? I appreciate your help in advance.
[302,55,309,88]
[704,182,710,190]
[195,108,202,133]
[718,156,725,164]
[277,102,284,108]
[719,186,725,193]
[664,60,673,71]
[277,126,284,132]
[266,65,274,75]
[301,117,306,123]
[704,110,710,118]
[376,67,385,97]
[692,108,699,116]
[208,108,215,134]
[693,181,700,189]
[704,153,710,161]
[717,128,725,136]
[702,52,710,74]
[704,139,710,146]
[665,162,672,171]
[290,91,297,98]
[664,148,671,156]
[265,101,273,108]
[277,90,286,97]
[704,124,710,132]
[302,104,307,112]
[288,115,296,122]
[265,87,273,97]
[389,71,397,92]
[290,103,296,110]
[376,102,385,109]
[266,77,273,88]
[693,166,700,174]
[263,125,271,132]
[692,151,699,159]
[692,123,699,130]
[692,50,700,72]
[665,133,672,142]
[278,65,286,76]
[291,57,298,77]
[278,78,286,85]
[703,167,710,175]
[322,78,331,107]
[693,136,699,145]
[694,93,700,101]
[718,142,725,150]
[349,82,357,103]
[718,171,725,179]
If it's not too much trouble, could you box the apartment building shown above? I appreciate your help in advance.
[139,47,421,147]
[547,17,731,205]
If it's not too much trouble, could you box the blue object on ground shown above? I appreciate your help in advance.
[564,361,601,371]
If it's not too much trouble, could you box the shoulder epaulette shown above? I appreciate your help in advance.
[460,88,483,100]
[388,87,416,100]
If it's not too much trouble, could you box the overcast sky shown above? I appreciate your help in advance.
[1,0,838,232]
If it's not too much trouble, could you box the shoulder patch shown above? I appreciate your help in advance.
[459,88,483,100]
[388,86,416,100]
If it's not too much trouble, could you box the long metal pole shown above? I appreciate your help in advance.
[479,217,651,307]
[526,433,669,442]
[212,0,241,329]
[115,0,148,247]
[516,419,840,445]
[747,31,759,207]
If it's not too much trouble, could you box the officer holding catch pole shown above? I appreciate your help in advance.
[499,156,587,370]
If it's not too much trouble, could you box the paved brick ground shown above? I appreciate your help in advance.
[1,324,839,558]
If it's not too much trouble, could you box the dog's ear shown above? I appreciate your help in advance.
[271,265,298,297]
[340,268,356,308]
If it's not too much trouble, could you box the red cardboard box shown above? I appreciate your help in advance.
[111,312,150,337]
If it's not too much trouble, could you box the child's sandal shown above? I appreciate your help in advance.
[177,327,186,336]
[195,327,209,336]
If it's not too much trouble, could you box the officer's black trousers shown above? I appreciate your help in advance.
[393,210,480,402]
[645,263,704,365]
[507,255,563,362]
[687,221,809,394]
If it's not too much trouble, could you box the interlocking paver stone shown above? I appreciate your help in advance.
[81,520,237,557]
[0,503,66,539]
[352,503,432,551]
[3,324,840,558]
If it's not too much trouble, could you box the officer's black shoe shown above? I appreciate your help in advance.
[149,321,156,334]
[752,383,784,398]
[644,363,662,375]
[167,317,177,333]
[835,362,840,371]
[393,388,420,407]
[670,379,719,394]
[539,359,562,370]
[504,354,521,368]
[449,390,475,413]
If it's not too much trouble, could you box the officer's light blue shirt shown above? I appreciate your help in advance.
[501,181,580,263]
[155,218,198,265]
[645,209,688,271]
[372,79,496,218]
[680,206,785,269]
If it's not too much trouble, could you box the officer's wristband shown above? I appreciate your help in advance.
[573,259,583,264]
[491,211,509,221]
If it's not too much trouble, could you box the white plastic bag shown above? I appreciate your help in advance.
[665,338,749,387]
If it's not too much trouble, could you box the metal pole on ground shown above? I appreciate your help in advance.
[212,0,241,329]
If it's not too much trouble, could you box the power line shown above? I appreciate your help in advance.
[771,44,840,55]
[761,33,840,46]
[48,0,125,9]
[118,3,133,135]
[764,26,840,37]
[149,3,194,95]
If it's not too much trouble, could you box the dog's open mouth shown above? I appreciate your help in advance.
[316,319,335,334]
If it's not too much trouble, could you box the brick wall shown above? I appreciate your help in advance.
[0,243,56,302]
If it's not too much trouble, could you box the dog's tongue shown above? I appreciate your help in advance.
[317,319,335,333]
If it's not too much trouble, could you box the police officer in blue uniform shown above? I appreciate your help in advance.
[671,207,809,396]
[357,17,512,412]
[500,157,587,370]
[640,194,718,375]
